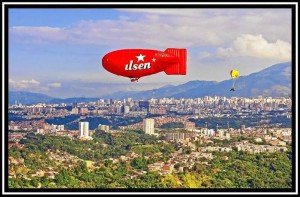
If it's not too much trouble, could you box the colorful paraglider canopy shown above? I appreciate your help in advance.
[230,69,239,79]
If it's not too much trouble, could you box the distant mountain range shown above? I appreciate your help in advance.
[9,91,54,105]
[8,92,100,105]
[102,62,292,100]
[8,62,292,105]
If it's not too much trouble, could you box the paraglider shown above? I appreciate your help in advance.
[230,69,239,91]
[102,48,187,82]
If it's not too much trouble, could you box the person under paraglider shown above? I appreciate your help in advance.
[229,69,239,92]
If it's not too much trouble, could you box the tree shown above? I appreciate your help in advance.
[131,157,147,170]
[161,174,182,188]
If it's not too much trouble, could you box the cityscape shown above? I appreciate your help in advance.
[7,96,293,189]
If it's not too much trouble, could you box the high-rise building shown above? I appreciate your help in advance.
[51,124,57,133]
[124,106,130,114]
[79,122,89,138]
[143,118,155,135]
[71,107,79,114]
[205,129,215,137]
[225,132,231,140]
[80,107,89,114]
[79,122,84,137]
[106,99,113,106]
[117,106,122,114]
[84,123,89,138]
[165,132,196,141]
[184,121,195,130]
[218,129,225,138]
[50,124,64,133]
[139,101,150,112]
[57,125,64,131]
[98,124,110,132]
[241,125,246,131]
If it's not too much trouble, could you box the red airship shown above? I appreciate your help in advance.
[102,48,187,82]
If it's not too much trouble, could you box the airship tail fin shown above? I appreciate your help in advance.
[164,48,187,75]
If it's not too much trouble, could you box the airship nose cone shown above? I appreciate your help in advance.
[102,53,111,71]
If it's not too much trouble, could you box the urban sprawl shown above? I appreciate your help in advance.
[8,96,292,184]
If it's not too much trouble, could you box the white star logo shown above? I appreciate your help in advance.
[152,58,156,62]
[136,54,145,62]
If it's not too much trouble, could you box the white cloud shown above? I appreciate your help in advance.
[118,8,202,17]
[9,79,63,92]
[9,79,40,89]
[47,82,61,88]
[216,34,291,61]
[10,26,67,44]
[10,9,291,48]
[198,52,212,59]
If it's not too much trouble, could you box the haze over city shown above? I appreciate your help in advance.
[8,7,291,98]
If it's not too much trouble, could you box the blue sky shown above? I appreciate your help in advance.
[8,7,292,98]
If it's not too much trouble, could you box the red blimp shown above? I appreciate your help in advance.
[102,48,187,82]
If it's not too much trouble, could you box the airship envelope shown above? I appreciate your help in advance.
[102,48,187,82]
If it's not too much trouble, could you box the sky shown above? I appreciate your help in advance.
[7,5,292,98]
